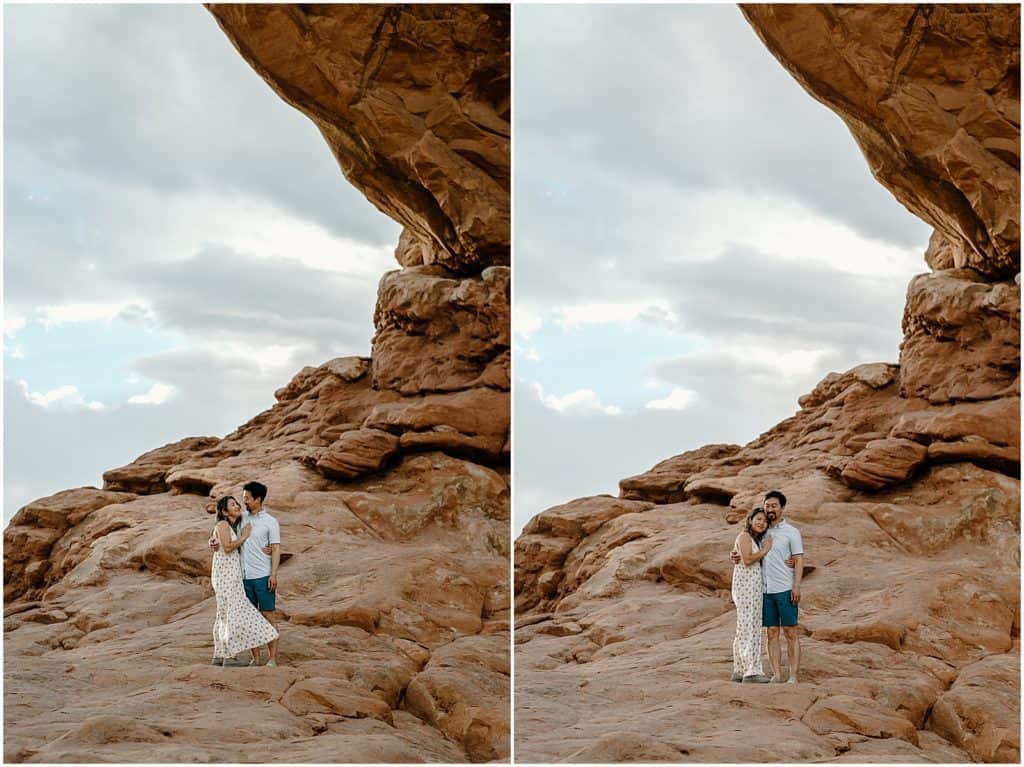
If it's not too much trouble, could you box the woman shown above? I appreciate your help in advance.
[730,506,773,683]
[211,496,279,666]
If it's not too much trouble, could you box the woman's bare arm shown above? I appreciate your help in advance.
[737,533,771,565]
[215,521,248,553]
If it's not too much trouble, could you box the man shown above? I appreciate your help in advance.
[759,490,803,682]
[730,490,803,682]
[209,481,281,666]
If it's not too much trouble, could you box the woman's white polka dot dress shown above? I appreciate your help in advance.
[731,534,764,678]
[211,524,279,659]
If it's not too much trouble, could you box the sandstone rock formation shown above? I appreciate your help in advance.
[515,5,1018,763]
[209,4,510,275]
[742,4,1019,278]
[5,4,509,763]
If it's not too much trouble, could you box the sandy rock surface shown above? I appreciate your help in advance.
[5,361,510,763]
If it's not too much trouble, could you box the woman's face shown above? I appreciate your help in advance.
[224,498,242,522]
[750,511,768,533]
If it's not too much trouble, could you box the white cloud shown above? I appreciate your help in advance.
[4,4,400,249]
[76,180,394,280]
[9,346,26,360]
[553,300,678,330]
[5,316,27,338]
[16,379,106,411]
[670,345,835,381]
[37,301,147,328]
[26,384,78,407]
[6,373,247,524]
[662,189,921,280]
[210,195,394,277]
[127,382,175,405]
[645,386,698,411]
[189,340,300,374]
[533,383,622,416]
[515,306,544,339]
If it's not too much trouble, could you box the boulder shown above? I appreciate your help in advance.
[315,428,400,480]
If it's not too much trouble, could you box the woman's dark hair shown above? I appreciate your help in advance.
[744,507,769,545]
[215,496,241,531]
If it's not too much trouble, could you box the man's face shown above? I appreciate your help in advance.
[243,490,258,512]
[763,497,782,522]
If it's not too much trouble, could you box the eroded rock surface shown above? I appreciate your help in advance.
[208,4,510,274]
[6,4,509,763]
[742,4,1020,278]
[516,5,1018,763]
[516,370,1019,762]
[6,360,510,763]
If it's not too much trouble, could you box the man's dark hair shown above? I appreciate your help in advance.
[243,481,268,503]
[215,496,241,531]
[764,490,787,507]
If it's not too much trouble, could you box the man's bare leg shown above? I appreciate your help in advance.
[783,625,800,682]
[262,611,278,662]
[766,627,783,681]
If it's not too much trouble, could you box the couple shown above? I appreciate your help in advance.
[729,490,804,684]
[208,481,282,667]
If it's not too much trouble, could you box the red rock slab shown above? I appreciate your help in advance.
[840,438,929,490]
[405,633,510,763]
[803,694,919,745]
[4,488,138,601]
[102,436,222,494]
[206,4,510,273]
[363,387,509,460]
[900,269,1020,404]
[929,648,1020,762]
[315,428,400,480]
[742,4,1020,277]
[618,443,741,503]
[372,265,509,395]
[280,676,394,723]
[890,397,1020,450]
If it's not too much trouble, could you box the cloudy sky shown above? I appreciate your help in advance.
[513,4,932,532]
[4,4,400,524]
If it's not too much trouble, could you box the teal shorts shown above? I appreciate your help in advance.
[243,576,276,612]
[763,590,798,627]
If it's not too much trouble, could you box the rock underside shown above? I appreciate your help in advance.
[516,5,1019,764]
[4,4,509,763]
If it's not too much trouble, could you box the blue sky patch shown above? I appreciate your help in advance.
[5,317,182,404]
[516,318,696,410]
